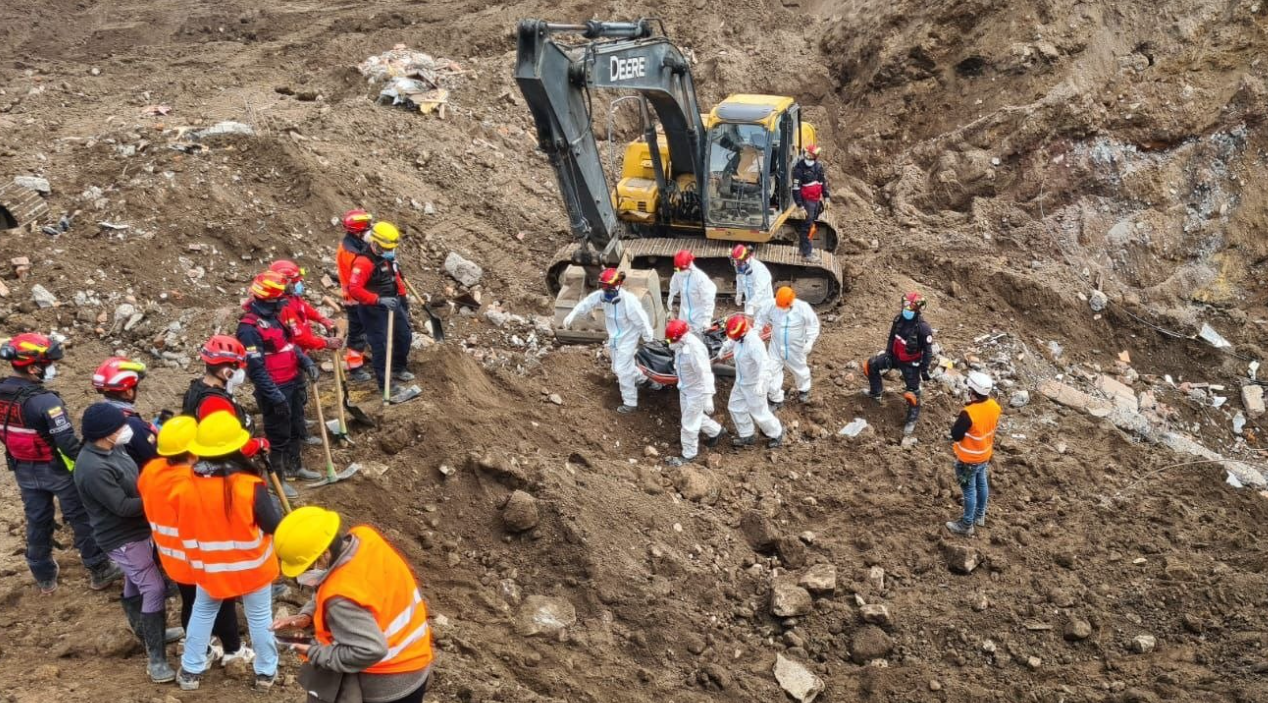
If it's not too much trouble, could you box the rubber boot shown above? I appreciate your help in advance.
[704,427,728,448]
[141,611,177,683]
[121,594,144,639]
[903,391,920,436]
[88,560,124,590]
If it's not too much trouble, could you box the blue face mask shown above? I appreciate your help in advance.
[902,309,915,320]
[293,282,305,296]
[602,288,620,303]
[382,250,396,260]
[735,262,751,275]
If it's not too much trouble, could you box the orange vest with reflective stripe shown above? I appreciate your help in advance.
[314,525,433,675]
[954,398,1001,464]
[137,457,196,584]
[175,471,278,600]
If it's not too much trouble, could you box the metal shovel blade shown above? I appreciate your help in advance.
[388,385,423,405]
[307,462,361,488]
[343,395,376,427]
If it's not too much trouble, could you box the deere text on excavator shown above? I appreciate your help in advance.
[514,18,845,342]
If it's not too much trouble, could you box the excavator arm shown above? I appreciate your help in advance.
[514,19,706,264]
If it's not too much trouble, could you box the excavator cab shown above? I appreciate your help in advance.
[702,95,816,243]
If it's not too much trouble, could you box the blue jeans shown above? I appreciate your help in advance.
[956,460,990,525]
[182,583,277,676]
[13,460,108,582]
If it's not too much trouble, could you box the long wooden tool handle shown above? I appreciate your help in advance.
[268,471,293,514]
[311,382,337,480]
[333,355,349,433]
[383,308,395,405]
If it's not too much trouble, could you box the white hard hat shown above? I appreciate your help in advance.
[967,371,994,396]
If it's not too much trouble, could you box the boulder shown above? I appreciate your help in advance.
[444,252,483,287]
[1064,618,1092,641]
[673,466,719,504]
[14,176,51,194]
[773,654,824,703]
[501,490,540,533]
[1009,390,1030,408]
[946,545,980,574]
[740,510,779,552]
[514,595,576,637]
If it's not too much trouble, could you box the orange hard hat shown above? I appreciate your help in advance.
[250,270,288,301]
[776,286,796,309]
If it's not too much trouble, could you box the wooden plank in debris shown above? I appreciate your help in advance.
[0,181,49,230]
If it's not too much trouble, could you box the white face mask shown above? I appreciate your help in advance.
[42,364,57,381]
[225,367,247,393]
[115,425,134,446]
[805,158,816,165]
[297,568,328,588]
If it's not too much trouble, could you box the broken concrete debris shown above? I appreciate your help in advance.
[773,654,824,703]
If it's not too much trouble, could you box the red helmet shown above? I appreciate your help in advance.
[673,250,694,271]
[269,259,304,284]
[598,267,625,290]
[902,291,926,312]
[725,313,751,341]
[92,357,147,392]
[0,332,63,368]
[805,144,822,159]
[730,244,754,264]
[200,335,247,368]
[665,319,690,343]
[342,209,373,235]
[250,270,289,301]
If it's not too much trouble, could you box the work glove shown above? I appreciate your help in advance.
[321,319,339,335]
[242,437,269,458]
[380,296,401,312]
[304,364,320,382]
[324,336,345,350]
[921,370,932,382]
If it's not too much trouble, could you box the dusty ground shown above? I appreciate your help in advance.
[3,0,1268,701]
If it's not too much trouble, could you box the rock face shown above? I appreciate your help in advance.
[501,490,540,533]
[514,595,576,637]
[773,654,824,703]
[850,625,894,664]
[444,251,483,287]
[798,564,837,594]
[770,578,814,617]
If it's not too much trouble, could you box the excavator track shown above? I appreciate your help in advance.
[547,237,846,307]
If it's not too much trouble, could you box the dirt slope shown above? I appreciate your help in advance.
[3,0,1268,702]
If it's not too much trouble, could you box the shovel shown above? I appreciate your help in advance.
[261,456,294,514]
[335,360,376,428]
[383,307,422,405]
[403,277,445,343]
[307,381,360,488]
[329,361,353,445]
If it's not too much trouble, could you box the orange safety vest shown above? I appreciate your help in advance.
[314,525,433,675]
[175,471,278,600]
[953,398,1002,464]
[137,457,196,584]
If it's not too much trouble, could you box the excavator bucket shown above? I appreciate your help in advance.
[552,265,666,344]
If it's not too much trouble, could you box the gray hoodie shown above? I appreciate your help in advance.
[73,442,150,553]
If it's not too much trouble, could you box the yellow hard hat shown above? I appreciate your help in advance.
[157,415,198,457]
[370,221,401,250]
[275,506,342,578]
[186,410,250,458]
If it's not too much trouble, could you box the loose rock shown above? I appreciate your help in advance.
[1089,289,1108,312]
[14,175,51,194]
[1064,618,1093,641]
[1242,385,1265,417]
[501,490,540,533]
[867,565,885,591]
[444,252,483,287]
[946,544,980,574]
[798,564,837,594]
[1131,634,1156,654]
[850,625,894,664]
[770,578,814,617]
[773,654,824,703]
[30,285,58,308]
[860,603,892,626]
[740,510,779,552]
[514,595,576,637]
[673,465,718,504]
[1009,390,1030,408]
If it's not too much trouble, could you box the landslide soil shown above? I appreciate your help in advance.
[3,0,1268,702]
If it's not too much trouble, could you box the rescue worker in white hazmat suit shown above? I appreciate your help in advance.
[664,320,726,466]
[666,250,717,335]
[757,286,821,407]
[731,245,773,316]
[722,313,783,448]
[561,268,654,414]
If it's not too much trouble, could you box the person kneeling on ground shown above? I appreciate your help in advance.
[272,506,435,703]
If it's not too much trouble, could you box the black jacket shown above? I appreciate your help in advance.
[792,158,830,206]
[73,442,150,552]
[883,314,934,374]
[0,376,81,468]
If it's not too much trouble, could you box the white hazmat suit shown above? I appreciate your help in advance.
[757,299,821,403]
[726,328,783,440]
[667,264,717,334]
[734,257,774,316]
[564,289,654,408]
[673,332,722,460]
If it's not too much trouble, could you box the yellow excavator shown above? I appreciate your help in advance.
[515,19,844,341]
